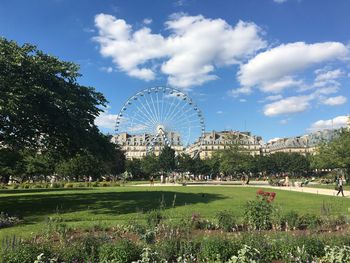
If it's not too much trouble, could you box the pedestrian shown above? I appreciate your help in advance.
[150,176,154,186]
[337,176,345,197]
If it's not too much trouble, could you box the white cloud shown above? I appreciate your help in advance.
[263,95,313,116]
[314,68,344,82]
[228,86,252,97]
[273,0,287,3]
[309,115,348,131]
[260,76,303,93]
[216,110,223,114]
[265,94,283,101]
[321,95,347,106]
[94,13,266,88]
[143,18,152,25]
[316,86,339,95]
[95,109,118,130]
[279,119,289,124]
[100,66,113,73]
[239,98,247,102]
[238,42,348,92]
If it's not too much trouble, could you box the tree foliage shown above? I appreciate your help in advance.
[0,38,126,182]
[0,38,106,157]
[158,146,175,172]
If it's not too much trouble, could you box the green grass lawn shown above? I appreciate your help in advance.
[1,185,350,241]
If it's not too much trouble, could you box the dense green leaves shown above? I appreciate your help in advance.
[0,38,125,182]
[0,38,106,156]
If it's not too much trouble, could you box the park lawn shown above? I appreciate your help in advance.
[1,185,349,241]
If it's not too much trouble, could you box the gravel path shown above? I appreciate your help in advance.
[134,182,349,197]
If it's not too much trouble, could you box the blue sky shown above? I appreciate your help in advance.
[1,0,350,142]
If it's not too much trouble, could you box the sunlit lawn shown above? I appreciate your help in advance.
[1,185,350,241]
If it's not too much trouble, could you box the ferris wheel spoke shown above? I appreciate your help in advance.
[162,92,179,124]
[143,94,159,125]
[163,96,184,124]
[165,100,191,125]
[160,90,165,122]
[156,91,161,123]
[135,104,157,127]
[137,98,158,126]
[127,112,155,133]
[166,105,194,126]
[149,92,160,123]
[127,109,154,129]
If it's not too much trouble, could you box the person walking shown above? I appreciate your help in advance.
[337,176,345,197]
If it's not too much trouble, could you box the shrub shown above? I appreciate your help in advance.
[156,238,180,262]
[199,236,238,262]
[1,243,52,263]
[244,196,275,230]
[0,212,21,228]
[321,245,350,262]
[146,210,163,228]
[216,210,236,232]
[137,247,160,263]
[282,210,299,230]
[12,184,19,189]
[99,239,141,263]
[227,245,261,263]
[297,214,322,230]
[51,182,64,188]
[101,182,109,187]
[141,229,156,244]
[92,181,99,187]
[64,183,73,188]
[55,236,101,262]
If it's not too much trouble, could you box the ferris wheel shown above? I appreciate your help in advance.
[115,86,205,154]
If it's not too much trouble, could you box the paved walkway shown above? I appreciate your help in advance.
[135,182,350,198]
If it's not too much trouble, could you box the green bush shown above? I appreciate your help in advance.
[1,243,52,263]
[216,210,236,232]
[297,214,322,230]
[199,236,238,262]
[99,239,141,262]
[321,245,350,262]
[0,212,21,228]
[64,183,74,188]
[146,210,163,228]
[55,236,101,262]
[51,182,64,188]
[141,229,156,244]
[244,197,274,230]
[100,182,109,187]
[282,210,299,230]
[155,238,180,262]
[12,184,19,189]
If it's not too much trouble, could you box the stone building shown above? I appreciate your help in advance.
[186,130,263,159]
[265,129,341,155]
[111,132,184,159]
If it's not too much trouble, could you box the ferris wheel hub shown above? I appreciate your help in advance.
[156,124,165,135]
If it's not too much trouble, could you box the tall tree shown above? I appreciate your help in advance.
[0,38,106,156]
[140,154,159,177]
[158,146,175,173]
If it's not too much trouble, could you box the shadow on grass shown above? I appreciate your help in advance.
[0,188,93,195]
[0,190,225,221]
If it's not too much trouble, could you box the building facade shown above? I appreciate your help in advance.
[111,132,184,159]
[113,116,350,159]
[186,130,263,159]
